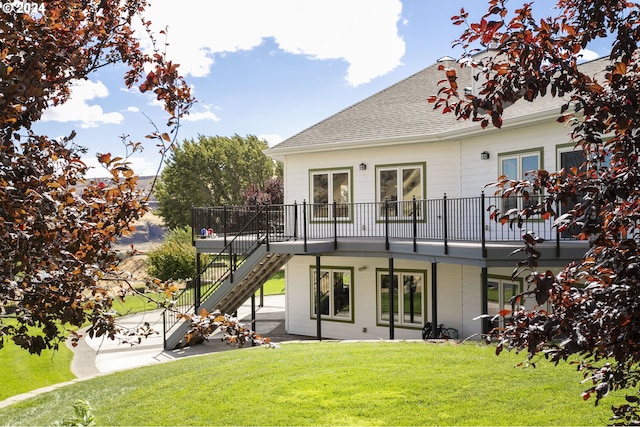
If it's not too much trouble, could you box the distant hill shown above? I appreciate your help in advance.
[81,176,167,251]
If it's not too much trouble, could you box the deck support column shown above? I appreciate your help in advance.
[194,252,202,312]
[389,257,395,340]
[481,267,489,335]
[431,262,438,338]
[251,293,256,347]
[316,256,322,341]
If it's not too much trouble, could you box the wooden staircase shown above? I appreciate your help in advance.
[163,245,291,350]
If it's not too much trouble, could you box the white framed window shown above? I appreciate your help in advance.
[376,163,425,219]
[311,266,353,321]
[310,169,352,220]
[377,269,425,327]
[486,276,522,329]
[499,149,542,212]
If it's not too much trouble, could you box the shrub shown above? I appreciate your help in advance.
[146,226,197,281]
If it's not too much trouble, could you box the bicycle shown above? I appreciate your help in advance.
[422,322,458,339]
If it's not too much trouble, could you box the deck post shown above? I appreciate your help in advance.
[481,267,489,335]
[333,199,338,250]
[293,201,298,240]
[194,252,201,312]
[443,193,449,255]
[223,205,228,246]
[385,198,390,251]
[265,205,270,251]
[303,200,308,252]
[555,199,560,258]
[431,262,438,338]
[389,257,395,340]
[481,192,487,258]
[251,293,256,347]
[412,196,417,252]
[316,256,322,340]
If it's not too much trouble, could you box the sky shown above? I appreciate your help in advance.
[34,0,609,178]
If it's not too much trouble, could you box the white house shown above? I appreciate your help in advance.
[163,53,606,349]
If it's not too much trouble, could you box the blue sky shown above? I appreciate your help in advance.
[34,0,607,177]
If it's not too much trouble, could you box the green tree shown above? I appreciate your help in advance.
[431,0,640,422]
[155,134,281,229]
[0,0,192,354]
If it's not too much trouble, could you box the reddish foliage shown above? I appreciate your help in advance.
[433,0,640,423]
[0,1,193,354]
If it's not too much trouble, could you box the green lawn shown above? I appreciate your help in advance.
[0,272,286,402]
[258,270,285,296]
[0,335,74,402]
[0,341,622,426]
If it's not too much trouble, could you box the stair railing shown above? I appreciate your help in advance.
[163,206,268,338]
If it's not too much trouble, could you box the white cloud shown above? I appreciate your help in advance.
[181,109,220,123]
[259,134,284,147]
[127,106,140,113]
[41,80,124,128]
[142,0,405,86]
[83,153,162,178]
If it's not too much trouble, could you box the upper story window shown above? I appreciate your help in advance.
[376,163,425,219]
[499,149,542,212]
[310,168,352,220]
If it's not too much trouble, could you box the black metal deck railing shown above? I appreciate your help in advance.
[191,193,571,250]
[163,206,268,339]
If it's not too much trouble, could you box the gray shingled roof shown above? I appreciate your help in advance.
[268,55,609,153]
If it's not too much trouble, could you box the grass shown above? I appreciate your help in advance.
[0,320,74,401]
[0,271,286,403]
[0,291,166,401]
[0,341,623,426]
[258,270,285,296]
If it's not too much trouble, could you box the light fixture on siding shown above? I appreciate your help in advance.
[481,151,490,160]
[359,162,367,170]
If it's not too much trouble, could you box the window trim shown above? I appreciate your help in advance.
[309,265,354,323]
[498,148,544,214]
[309,167,354,223]
[375,268,427,329]
[374,162,426,222]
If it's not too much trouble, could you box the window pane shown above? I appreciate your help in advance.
[312,270,330,316]
[402,274,423,324]
[560,151,585,173]
[380,274,398,322]
[333,271,350,318]
[379,170,398,201]
[521,154,539,179]
[333,172,350,218]
[503,283,517,312]
[312,174,329,218]
[402,168,421,200]
[333,173,349,203]
[501,158,517,179]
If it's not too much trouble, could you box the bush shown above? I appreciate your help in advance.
[146,226,197,281]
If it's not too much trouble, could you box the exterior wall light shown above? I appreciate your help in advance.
[481,151,490,160]
[359,162,367,170]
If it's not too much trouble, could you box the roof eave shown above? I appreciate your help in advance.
[266,106,562,160]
